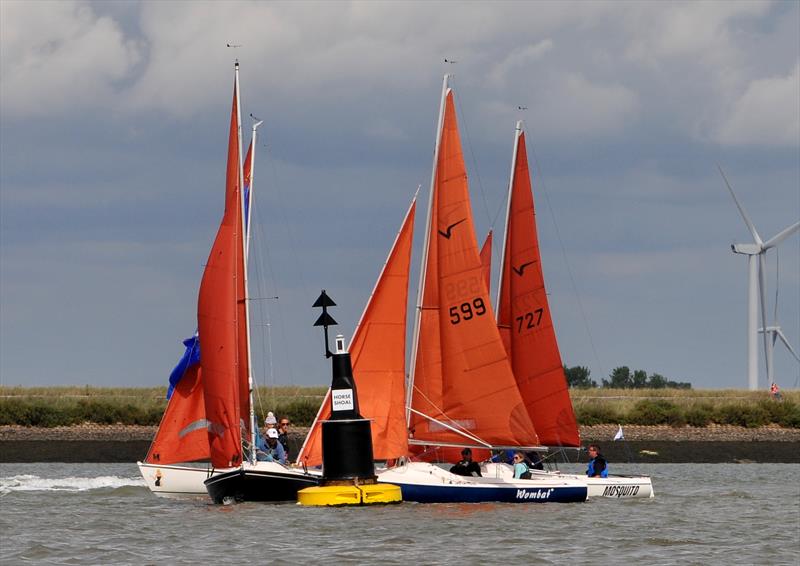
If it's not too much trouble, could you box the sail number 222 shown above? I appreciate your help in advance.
[449,298,487,324]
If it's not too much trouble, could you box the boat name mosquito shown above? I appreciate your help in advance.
[601,485,640,498]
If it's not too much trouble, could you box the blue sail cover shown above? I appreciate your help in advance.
[167,334,201,399]
[244,183,251,232]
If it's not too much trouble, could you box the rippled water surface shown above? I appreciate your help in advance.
[1,463,798,565]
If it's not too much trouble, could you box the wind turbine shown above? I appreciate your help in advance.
[719,166,800,390]
[759,253,800,385]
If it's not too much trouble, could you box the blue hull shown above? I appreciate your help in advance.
[397,482,587,504]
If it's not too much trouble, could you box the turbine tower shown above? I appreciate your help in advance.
[759,253,800,385]
[720,166,800,390]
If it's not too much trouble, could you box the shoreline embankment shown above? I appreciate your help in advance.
[2,424,798,463]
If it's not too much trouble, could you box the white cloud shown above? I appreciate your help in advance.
[623,1,770,66]
[714,62,800,147]
[0,0,141,118]
[488,40,554,87]
[483,71,640,140]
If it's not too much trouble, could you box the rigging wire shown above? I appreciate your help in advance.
[266,148,322,385]
[448,74,604,381]
[524,126,606,380]
[248,182,276,415]
[450,78,494,231]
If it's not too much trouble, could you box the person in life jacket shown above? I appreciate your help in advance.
[512,451,532,479]
[450,448,482,477]
[586,444,608,478]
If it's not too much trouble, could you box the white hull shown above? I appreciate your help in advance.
[137,461,229,497]
[377,462,588,503]
[481,463,654,499]
[138,461,323,498]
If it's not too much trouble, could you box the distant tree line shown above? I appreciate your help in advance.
[563,365,692,389]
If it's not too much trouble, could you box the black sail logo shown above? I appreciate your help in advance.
[512,261,535,276]
[438,218,466,239]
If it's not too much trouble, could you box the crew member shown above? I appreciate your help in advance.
[257,428,287,464]
[512,451,531,479]
[586,444,608,478]
[277,417,291,457]
[450,448,482,477]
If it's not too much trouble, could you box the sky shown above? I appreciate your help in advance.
[1,0,798,390]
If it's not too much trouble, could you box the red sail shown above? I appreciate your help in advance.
[243,140,253,189]
[144,366,210,464]
[479,230,492,295]
[497,128,579,447]
[297,198,416,466]
[409,91,539,448]
[197,77,244,468]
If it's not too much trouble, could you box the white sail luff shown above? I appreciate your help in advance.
[496,120,523,310]
[406,74,450,427]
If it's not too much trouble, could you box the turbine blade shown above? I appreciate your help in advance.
[775,328,800,363]
[763,221,800,250]
[758,253,771,383]
[718,165,763,246]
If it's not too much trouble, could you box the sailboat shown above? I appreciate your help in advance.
[379,77,652,502]
[136,133,263,497]
[488,120,653,498]
[138,63,318,501]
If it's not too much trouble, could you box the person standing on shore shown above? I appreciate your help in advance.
[586,444,608,478]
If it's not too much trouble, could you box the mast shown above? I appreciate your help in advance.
[496,120,522,310]
[406,74,450,427]
[235,62,257,465]
[245,119,263,259]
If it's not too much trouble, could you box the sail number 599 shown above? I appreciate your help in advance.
[449,298,487,325]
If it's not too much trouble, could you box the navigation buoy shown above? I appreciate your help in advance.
[298,291,402,506]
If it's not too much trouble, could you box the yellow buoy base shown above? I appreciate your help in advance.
[297,483,402,506]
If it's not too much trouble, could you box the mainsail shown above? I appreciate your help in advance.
[297,197,416,466]
[408,85,539,448]
[496,123,579,447]
[197,73,247,468]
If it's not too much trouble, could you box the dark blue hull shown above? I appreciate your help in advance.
[204,467,319,504]
[397,482,587,504]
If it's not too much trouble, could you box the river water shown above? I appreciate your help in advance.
[1,463,797,565]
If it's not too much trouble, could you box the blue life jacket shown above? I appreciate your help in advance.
[586,457,608,478]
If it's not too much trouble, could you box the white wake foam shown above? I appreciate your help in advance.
[0,474,145,493]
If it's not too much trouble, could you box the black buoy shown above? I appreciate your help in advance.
[298,291,401,506]
[321,334,375,481]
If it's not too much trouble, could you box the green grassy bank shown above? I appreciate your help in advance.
[1,386,798,428]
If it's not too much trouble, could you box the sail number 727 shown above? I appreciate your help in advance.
[449,298,487,324]
[516,308,544,332]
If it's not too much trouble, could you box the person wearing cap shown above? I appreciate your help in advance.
[449,448,482,477]
[257,427,287,464]
[264,411,277,428]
